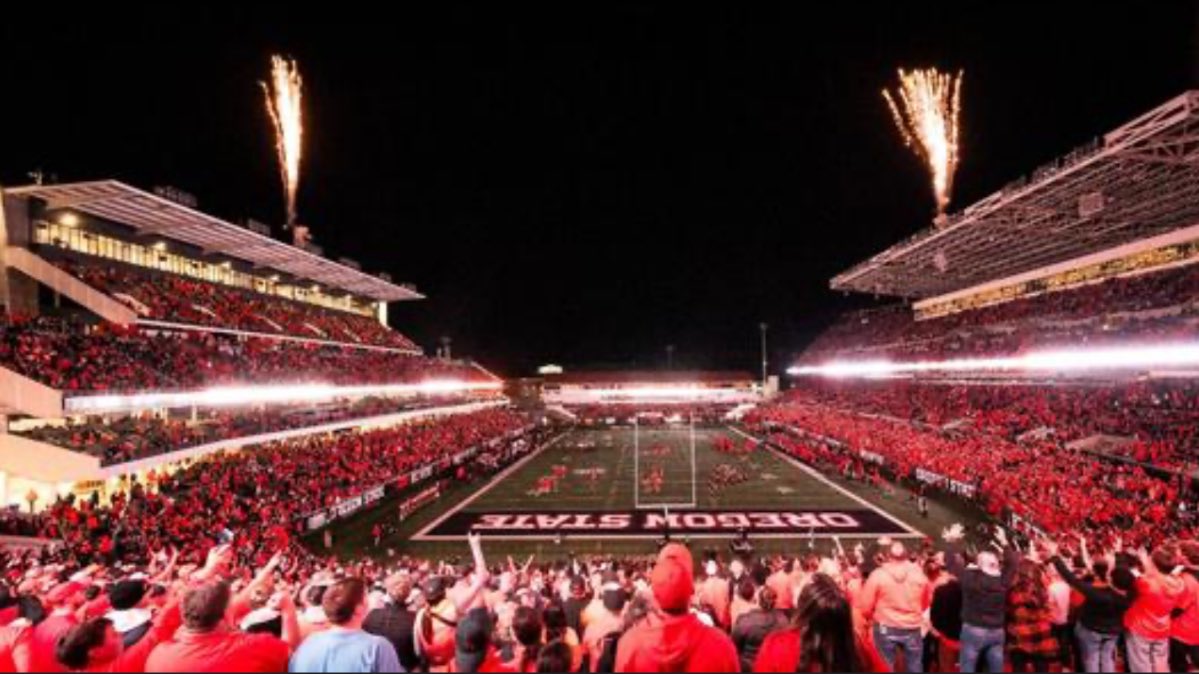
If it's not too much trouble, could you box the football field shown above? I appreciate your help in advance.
[411,426,921,544]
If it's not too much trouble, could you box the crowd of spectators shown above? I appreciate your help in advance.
[0,316,490,394]
[0,501,1191,672]
[801,262,1199,363]
[15,395,498,466]
[0,399,1189,671]
[57,257,418,350]
[748,386,1196,551]
[13,408,530,566]
[788,379,1199,472]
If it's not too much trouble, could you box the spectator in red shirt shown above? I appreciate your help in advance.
[753,573,885,672]
[29,577,90,673]
[55,595,181,673]
[614,544,739,673]
[143,581,292,673]
[1124,546,1187,673]
[1171,541,1199,672]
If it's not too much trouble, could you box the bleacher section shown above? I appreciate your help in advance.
[750,382,1192,548]
[0,180,506,509]
[802,259,1199,364]
[53,256,419,350]
[0,315,488,396]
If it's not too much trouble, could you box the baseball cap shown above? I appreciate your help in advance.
[601,582,627,613]
[651,544,694,613]
[455,607,493,673]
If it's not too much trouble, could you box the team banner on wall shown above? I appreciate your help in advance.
[422,508,910,539]
[299,426,534,533]
[914,468,977,499]
[399,484,442,522]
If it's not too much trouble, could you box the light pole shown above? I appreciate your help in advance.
[758,322,768,386]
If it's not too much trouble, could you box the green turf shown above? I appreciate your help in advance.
[452,427,864,512]
[307,425,977,563]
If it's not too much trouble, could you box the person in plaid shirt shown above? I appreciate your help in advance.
[1006,560,1058,673]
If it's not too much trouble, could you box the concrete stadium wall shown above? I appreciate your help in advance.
[4,247,138,325]
[0,367,64,419]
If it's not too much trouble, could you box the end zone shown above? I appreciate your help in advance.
[411,426,924,542]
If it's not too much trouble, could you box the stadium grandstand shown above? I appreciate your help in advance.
[798,91,1199,377]
[0,180,501,510]
[0,26,1196,674]
[784,89,1199,509]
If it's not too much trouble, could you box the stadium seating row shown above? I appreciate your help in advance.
[14,395,495,466]
[55,257,418,350]
[802,262,1199,363]
[748,386,1192,549]
[0,315,485,394]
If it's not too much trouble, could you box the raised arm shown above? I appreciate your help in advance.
[1001,541,1022,589]
[277,588,301,651]
[942,524,967,580]
[453,532,491,615]
[230,552,283,624]
[149,548,180,587]
[1044,541,1102,602]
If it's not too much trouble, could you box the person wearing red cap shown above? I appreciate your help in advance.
[614,544,739,673]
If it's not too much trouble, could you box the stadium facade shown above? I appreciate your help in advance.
[0,181,501,512]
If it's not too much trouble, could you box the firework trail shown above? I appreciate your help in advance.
[883,68,963,218]
[262,56,303,226]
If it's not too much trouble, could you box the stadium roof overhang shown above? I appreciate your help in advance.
[831,90,1199,299]
[6,180,423,303]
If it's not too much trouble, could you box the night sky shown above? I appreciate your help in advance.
[2,4,1197,376]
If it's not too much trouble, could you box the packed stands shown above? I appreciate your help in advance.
[782,379,1199,471]
[16,408,532,561]
[748,383,1196,550]
[0,316,487,394]
[14,395,497,466]
[54,257,419,350]
[802,261,1199,364]
[0,426,1188,672]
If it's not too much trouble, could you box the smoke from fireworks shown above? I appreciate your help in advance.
[883,68,963,218]
[261,56,303,226]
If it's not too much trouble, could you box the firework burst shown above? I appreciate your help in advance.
[261,56,304,226]
[883,68,963,219]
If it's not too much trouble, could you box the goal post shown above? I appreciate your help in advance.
[633,413,698,510]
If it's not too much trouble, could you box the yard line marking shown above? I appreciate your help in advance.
[413,532,917,542]
[412,430,573,541]
[726,425,922,537]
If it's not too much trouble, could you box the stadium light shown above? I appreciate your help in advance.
[587,385,742,401]
[57,212,79,227]
[65,379,503,414]
[787,342,1199,379]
